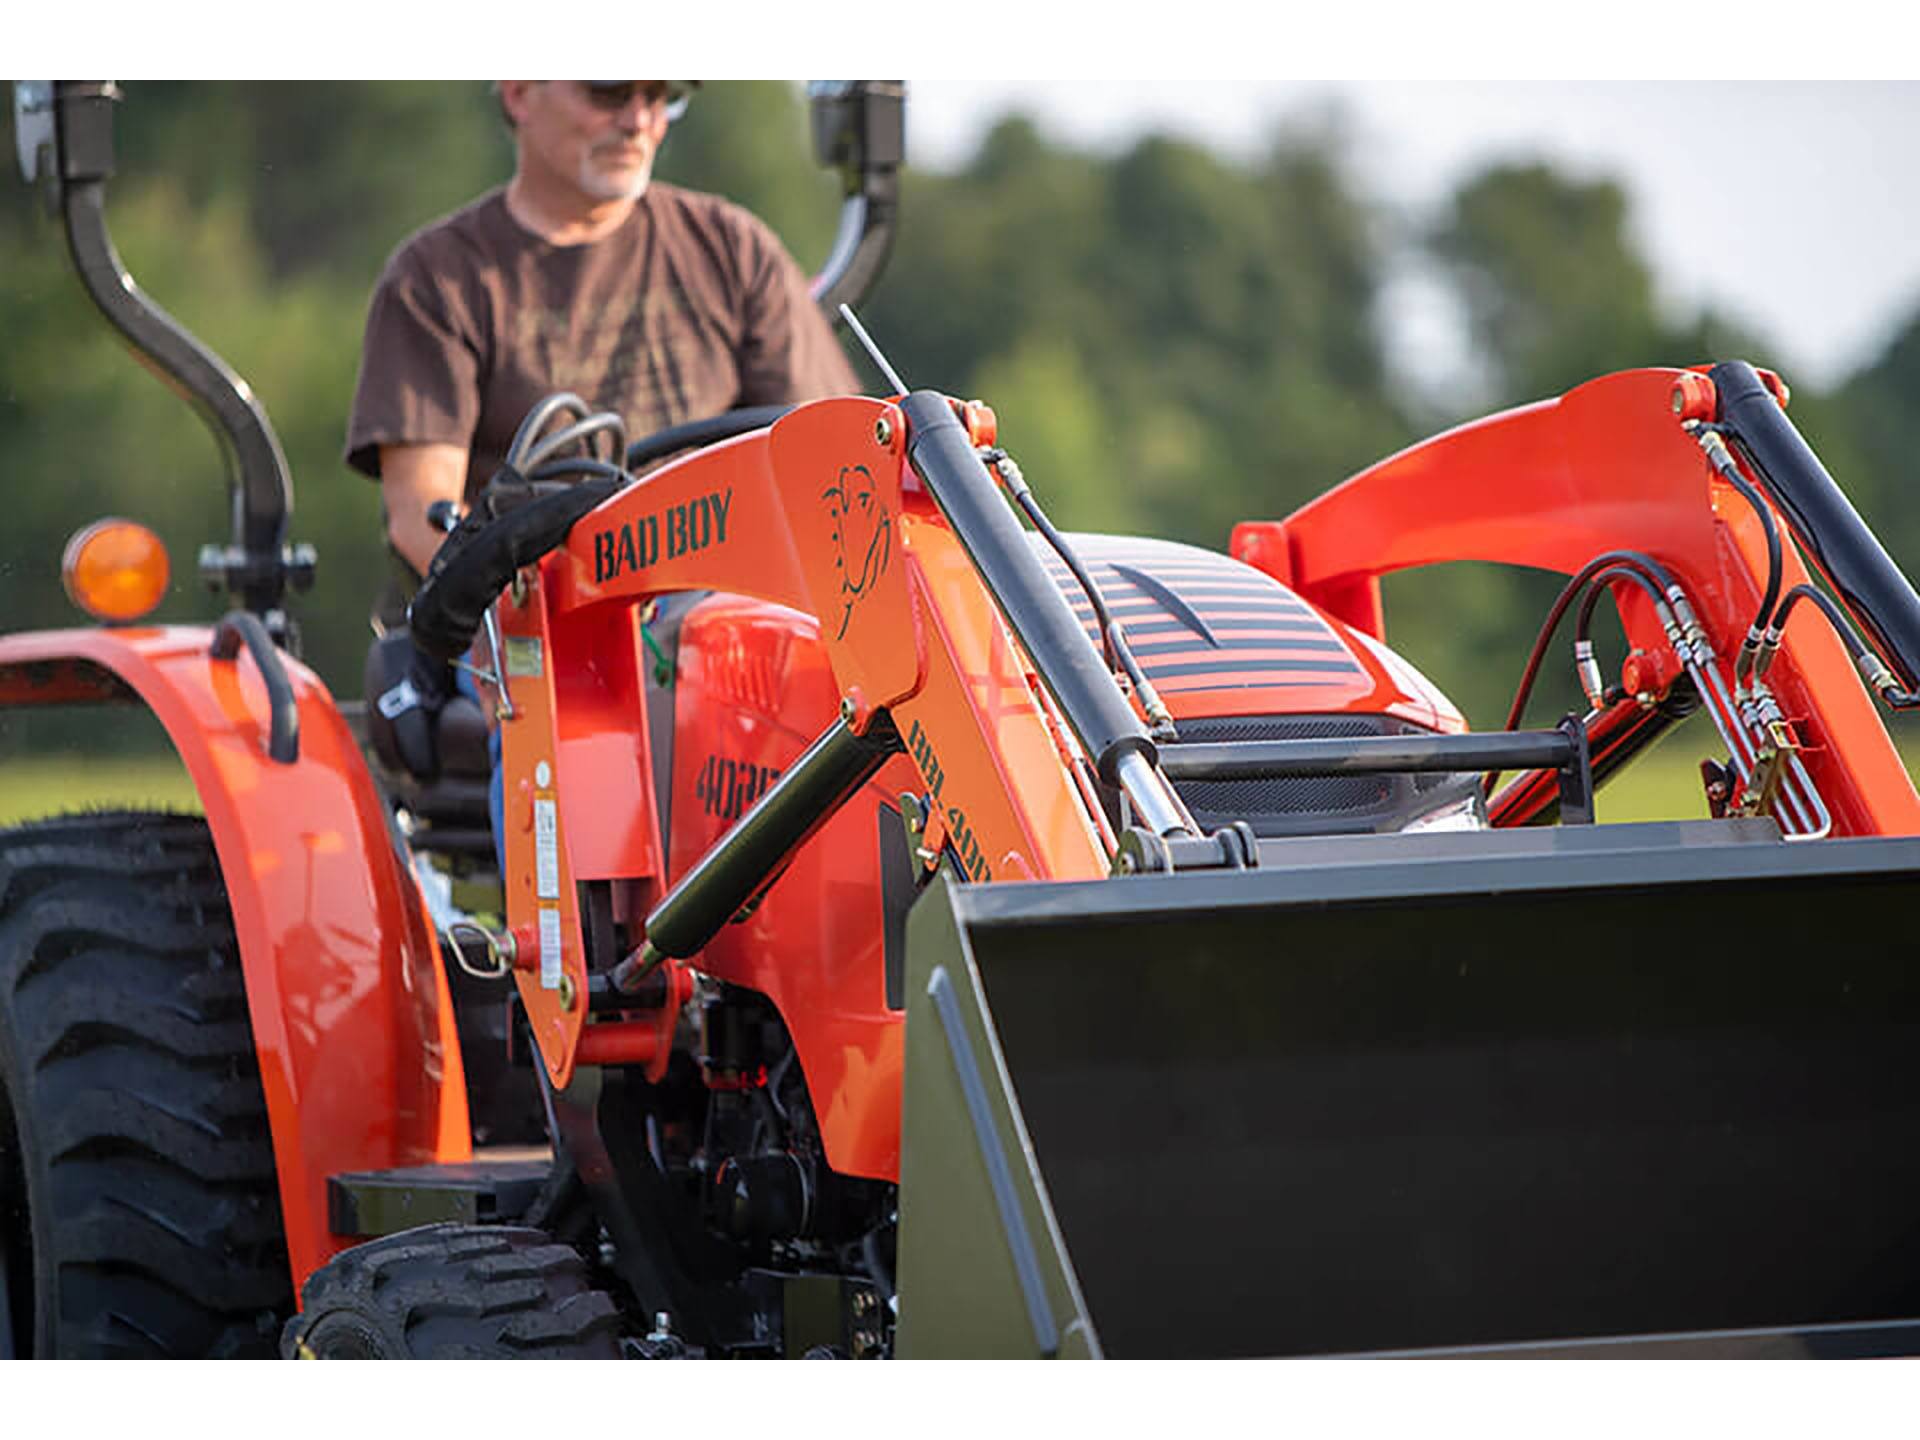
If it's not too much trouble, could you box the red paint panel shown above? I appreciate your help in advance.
[667,594,912,1181]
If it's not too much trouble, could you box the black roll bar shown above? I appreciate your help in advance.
[30,81,307,624]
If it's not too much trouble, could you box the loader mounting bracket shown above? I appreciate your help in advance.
[1112,820,1259,875]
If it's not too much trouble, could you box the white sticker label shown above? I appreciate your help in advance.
[505,635,544,677]
[534,798,559,900]
[539,906,562,989]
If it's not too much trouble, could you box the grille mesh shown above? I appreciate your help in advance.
[1165,713,1467,837]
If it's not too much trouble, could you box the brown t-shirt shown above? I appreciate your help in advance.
[346,183,861,502]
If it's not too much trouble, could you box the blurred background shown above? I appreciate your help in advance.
[3,80,1917,817]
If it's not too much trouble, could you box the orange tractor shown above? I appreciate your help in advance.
[7,81,1920,1360]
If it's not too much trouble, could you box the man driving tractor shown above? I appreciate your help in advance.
[346,80,859,619]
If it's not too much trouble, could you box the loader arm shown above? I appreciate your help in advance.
[496,397,1112,1086]
[1234,366,1920,837]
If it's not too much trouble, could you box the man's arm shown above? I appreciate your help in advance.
[729,207,862,403]
[381,442,469,579]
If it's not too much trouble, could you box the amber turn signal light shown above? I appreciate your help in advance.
[62,518,171,623]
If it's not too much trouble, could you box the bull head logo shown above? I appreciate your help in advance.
[823,464,892,640]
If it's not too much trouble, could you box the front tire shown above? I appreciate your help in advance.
[0,811,292,1357]
[283,1224,623,1358]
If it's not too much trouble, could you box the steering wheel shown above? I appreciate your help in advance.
[624,404,795,470]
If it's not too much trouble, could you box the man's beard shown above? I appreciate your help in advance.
[578,142,655,202]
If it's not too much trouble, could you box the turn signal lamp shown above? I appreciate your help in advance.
[62,518,171,623]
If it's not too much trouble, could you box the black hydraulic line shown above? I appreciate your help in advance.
[903,392,1157,787]
[1572,565,1676,709]
[624,405,793,471]
[52,83,296,618]
[612,715,903,991]
[1156,729,1576,782]
[987,447,1173,734]
[1710,359,1920,692]
[1008,486,1118,672]
[1765,583,1870,665]
[1503,550,1677,736]
[1686,422,1783,680]
[1488,550,1680,797]
[1755,582,1918,709]
[1758,587,1920,710]
[209,612,299,764]
[1574,564,1673,642]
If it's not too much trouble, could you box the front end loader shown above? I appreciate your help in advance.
[6,81,1920,1360]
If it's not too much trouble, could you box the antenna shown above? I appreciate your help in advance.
[838,303,910,396]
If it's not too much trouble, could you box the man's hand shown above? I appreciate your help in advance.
[381,442,469,578]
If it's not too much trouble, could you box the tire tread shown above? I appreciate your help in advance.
[286,1224,622,1358]
[0,811,290,1357]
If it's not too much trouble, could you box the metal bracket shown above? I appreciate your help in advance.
[12,80,55,188]
[1554,713,1596,825]
[1737,717,1802,820]
[1112,820,1259,875]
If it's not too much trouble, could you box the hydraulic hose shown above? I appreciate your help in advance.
[1498,549,1679,741]
[1686,421,1784,687]
[408,476,621,662]
[1711,359,1920,693]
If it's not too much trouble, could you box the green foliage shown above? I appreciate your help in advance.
[1829,309,1920,576]
[1434,164,1663,402]
[2,79,1918,750]
[863,114,1412,549]
[654,81,844,264]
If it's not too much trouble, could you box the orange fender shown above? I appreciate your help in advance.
[0,624,471,1291]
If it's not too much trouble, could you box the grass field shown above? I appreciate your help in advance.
[0,721,1825,830]
[1,754,204,826]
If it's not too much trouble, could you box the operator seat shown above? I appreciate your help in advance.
[362,629,495,861]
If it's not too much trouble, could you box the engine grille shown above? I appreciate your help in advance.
[1164,713,1472,838]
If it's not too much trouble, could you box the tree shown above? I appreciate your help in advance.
[1432,164,1658,405]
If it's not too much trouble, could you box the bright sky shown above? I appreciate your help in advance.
[904,80,1920,393]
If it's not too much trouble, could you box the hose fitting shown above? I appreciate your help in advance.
[1573,639,1606,709]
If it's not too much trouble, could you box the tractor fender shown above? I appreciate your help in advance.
[0,624,472,1291]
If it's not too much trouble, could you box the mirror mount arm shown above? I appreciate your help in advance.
[807,80,905,321]
[16,81,305,631]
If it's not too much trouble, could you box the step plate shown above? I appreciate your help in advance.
[328,1153,553,1238]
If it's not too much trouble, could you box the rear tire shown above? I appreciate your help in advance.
[283,1223,623,1358]
[0,810,291,1357]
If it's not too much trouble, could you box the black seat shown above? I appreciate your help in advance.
[363,630,494,859]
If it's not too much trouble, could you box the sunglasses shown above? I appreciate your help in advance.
[580,81,692,121]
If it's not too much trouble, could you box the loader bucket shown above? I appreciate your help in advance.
[895,819,1920,1358]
